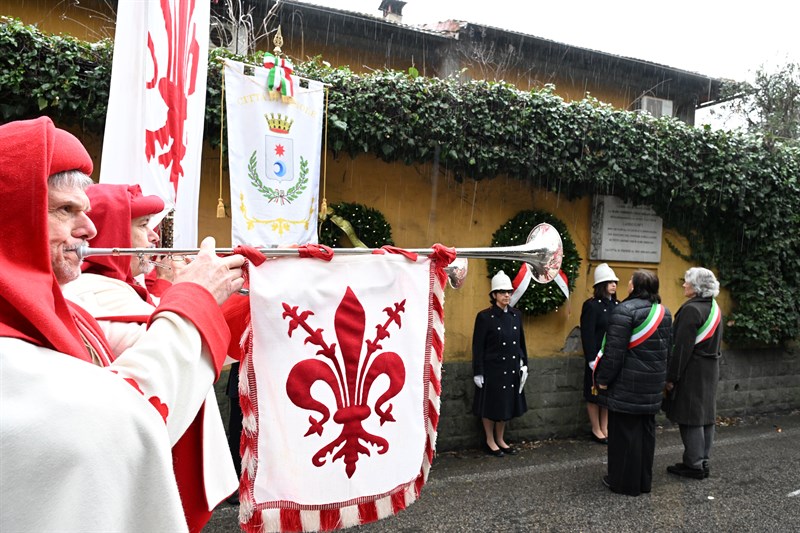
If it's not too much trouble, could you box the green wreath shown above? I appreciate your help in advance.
[487,210,581,316]
[248,151,308,203]
[318,202,395,248]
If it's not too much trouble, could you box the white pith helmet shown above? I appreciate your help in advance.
[593,263,619,286]
[490,270,513,293]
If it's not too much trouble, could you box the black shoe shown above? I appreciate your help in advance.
[226,492,240,505]
[484,444,505,457]
[499,445,518,455]
[702,461,710,478]
[591,433,608,445]
[667,463,705,479]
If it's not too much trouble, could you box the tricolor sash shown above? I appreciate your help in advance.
[695,299,721,345]
[589,336,605,372]
[591,302,665,395]
[628,303,666,348]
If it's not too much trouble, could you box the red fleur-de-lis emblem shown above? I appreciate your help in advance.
[283,287,406,478]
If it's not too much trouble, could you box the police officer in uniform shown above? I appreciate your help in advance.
[580,263,620,444]
[472,271,528,457]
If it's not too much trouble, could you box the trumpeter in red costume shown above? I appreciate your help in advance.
[0,116,246,532]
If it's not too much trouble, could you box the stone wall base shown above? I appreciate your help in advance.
[214,347,800,453]
[436,347,800,452]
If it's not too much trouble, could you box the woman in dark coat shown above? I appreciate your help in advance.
[580,263,619,444]
[665,267,723,479]
[594,270,672,496]
[472,271,528,457]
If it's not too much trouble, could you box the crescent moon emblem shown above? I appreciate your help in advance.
[273,161,287,178]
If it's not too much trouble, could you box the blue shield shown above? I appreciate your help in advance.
[265,135,294,183]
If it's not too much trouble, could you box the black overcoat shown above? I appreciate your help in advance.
[594,298,672,415]
[664,297,722,425]
[472,304,528,421]
[580,296,618,402]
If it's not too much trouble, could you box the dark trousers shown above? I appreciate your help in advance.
[607,410,656,496]
[679,423,715,469]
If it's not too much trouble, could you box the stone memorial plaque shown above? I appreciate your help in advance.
[590,195,662,263]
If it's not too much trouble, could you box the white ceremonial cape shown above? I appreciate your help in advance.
[0,338,188,532]
[64,274,237,508]
[238,249,451,532]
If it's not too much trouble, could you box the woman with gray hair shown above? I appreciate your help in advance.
[664,267,723,480]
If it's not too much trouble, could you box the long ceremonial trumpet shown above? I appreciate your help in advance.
[78,223,564,284]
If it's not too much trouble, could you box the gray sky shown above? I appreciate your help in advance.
[295,0,798,82]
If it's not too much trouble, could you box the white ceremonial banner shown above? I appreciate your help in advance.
[100,0,210,247]
[238,249,451,532]
[224,60,324,246]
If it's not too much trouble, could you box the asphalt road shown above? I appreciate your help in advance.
[207,411,800,532]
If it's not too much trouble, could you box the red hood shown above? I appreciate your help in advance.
[83,184,152,302]
[0,117,94,360]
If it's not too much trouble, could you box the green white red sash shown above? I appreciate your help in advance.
[694,299,720,345]
[589,336,605,371]
[628,303,666,348]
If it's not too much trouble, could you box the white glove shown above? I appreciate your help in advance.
[519,365,528,393]
[473,375,484,388]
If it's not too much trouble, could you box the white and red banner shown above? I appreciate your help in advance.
[238,247,453,532]
[224,59,324,247]
[510,263,533,307]
[510,265,569,307]
[100,0,210,247]
[554,269,570,300]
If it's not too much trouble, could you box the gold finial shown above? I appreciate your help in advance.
[273,26,284,56]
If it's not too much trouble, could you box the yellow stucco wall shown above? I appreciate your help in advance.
[1,1,116,41]
[194,144,730,361]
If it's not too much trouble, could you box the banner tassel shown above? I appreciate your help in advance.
[217,66,226,219]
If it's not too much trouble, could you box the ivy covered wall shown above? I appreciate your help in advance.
[1,18,798,346]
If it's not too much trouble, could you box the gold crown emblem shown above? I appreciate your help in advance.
[265,113,294,134]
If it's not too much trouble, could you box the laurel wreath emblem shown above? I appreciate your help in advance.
[248,150,309,204]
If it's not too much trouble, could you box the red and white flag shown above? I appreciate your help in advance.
[237,247,453,532]
[100,0,210,247]
[554,269,570,300]
[510,263,533,307]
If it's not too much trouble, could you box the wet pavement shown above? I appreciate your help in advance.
[207,411,800,532]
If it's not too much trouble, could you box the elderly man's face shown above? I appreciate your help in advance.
[130,215,160,277]
[48,184,96,285]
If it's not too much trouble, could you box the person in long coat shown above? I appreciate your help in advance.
[472,271,528,457]
[594,270,672,496]
[580,263,619,444]
[664,267,723,479]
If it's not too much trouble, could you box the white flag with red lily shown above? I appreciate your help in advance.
[237,246,454,532]
[223,59,324,247]
[100,0,210,247]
